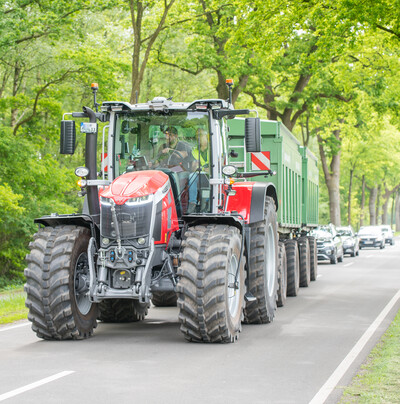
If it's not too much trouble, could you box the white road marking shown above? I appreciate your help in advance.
[309,288,400,404]
[317,274,322,278]
[366,255,374,258]
[0,322,29,332]
[343,262,354,267]
[0,371,75,402]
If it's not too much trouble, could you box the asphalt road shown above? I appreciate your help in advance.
[1,240,400,404]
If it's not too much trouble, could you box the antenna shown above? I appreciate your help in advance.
[91,83,99,112]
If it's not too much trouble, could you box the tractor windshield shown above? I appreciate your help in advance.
[113,111,211,215]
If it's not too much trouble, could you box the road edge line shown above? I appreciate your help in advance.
[309,288,400,404]
[0,371,75,402]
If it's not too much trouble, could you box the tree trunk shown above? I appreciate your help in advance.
[381,184,400,225]
[129,0,175,103]
[11,62,21,127]
[317,129,341,226]
[368,186,377,225]
[375,184,381,225]
[396,193,400,232]
[360,175,366,228]
[348,168,354,226]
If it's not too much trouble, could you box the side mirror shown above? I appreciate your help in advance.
[60,120,76,154]
[245,117,261,152]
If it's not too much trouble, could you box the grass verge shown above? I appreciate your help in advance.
[0,291,28,325]
[340,308,400,403]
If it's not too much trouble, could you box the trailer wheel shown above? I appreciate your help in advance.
[276,242,287,307]
[244,196,278,324]
[307,236,318,281]
[298,237,311,287]
[151,291,177,307]
[285,239,300,297]
[25,226,97,340]
[177,225,245,343]
[98,299,149,322]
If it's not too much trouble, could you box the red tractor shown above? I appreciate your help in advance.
[25,83,279,343]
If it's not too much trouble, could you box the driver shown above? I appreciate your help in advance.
[155,126,192,168]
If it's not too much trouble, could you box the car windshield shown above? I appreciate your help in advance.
[312,230,332,239]
[337,229,352,236]
[112,111,211,214]
[359,227,381,236]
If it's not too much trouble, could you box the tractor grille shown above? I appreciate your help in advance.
[100,201,152,239]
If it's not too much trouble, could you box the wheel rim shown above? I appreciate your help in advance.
[227,255,240,318]
[74,252,92,315]
[265,223,276,297]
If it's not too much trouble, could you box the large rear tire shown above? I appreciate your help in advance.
[298,237,311,287]
[151,291,177,307]
[276,241,287,308]
[177,225,245,343]
[25,226,97,340]
[285,239,300,297]
[243,196,278,324]
[98,299,149,322]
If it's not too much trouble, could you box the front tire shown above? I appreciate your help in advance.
[244,196,278,324]
[177,225,245,343]
[25,226,97,340]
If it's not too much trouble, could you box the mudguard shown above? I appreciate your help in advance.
[227,181,278,224]
[34,214,99,241]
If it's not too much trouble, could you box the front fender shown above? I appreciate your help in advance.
[34,214,99,241]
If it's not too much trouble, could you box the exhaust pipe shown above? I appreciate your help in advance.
[82,106,100,225]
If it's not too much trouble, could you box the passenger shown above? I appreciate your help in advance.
[187,128,209,213]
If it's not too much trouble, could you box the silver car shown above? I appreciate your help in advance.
[337,226,359,257]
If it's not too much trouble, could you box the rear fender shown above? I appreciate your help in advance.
[227,182,277,224]
[183,214,243,233]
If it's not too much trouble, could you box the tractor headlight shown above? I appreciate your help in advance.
[75,166,90,177]
[137,237,146,245]
[126,195,152,204]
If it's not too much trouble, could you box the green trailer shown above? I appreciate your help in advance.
[227,118,318,236]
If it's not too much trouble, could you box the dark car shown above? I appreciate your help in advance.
[336,226,359,257]
[379,225,395,245]
[358,226,385,249]
[311,225,344,264]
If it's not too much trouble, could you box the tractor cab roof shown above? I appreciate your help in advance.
[101,97,231,113]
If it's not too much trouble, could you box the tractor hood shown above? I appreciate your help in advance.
[99,170,169,205]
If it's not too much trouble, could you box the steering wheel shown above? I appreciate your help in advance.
[167,149,184,166]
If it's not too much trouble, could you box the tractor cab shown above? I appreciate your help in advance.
[110,106,211,216]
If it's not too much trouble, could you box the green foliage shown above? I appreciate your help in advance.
[0,292,27,324]
[0,0,399,282]
[341,309,400,403]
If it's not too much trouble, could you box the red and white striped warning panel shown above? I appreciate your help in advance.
[101,153,109,172]
[251,151,270,170]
